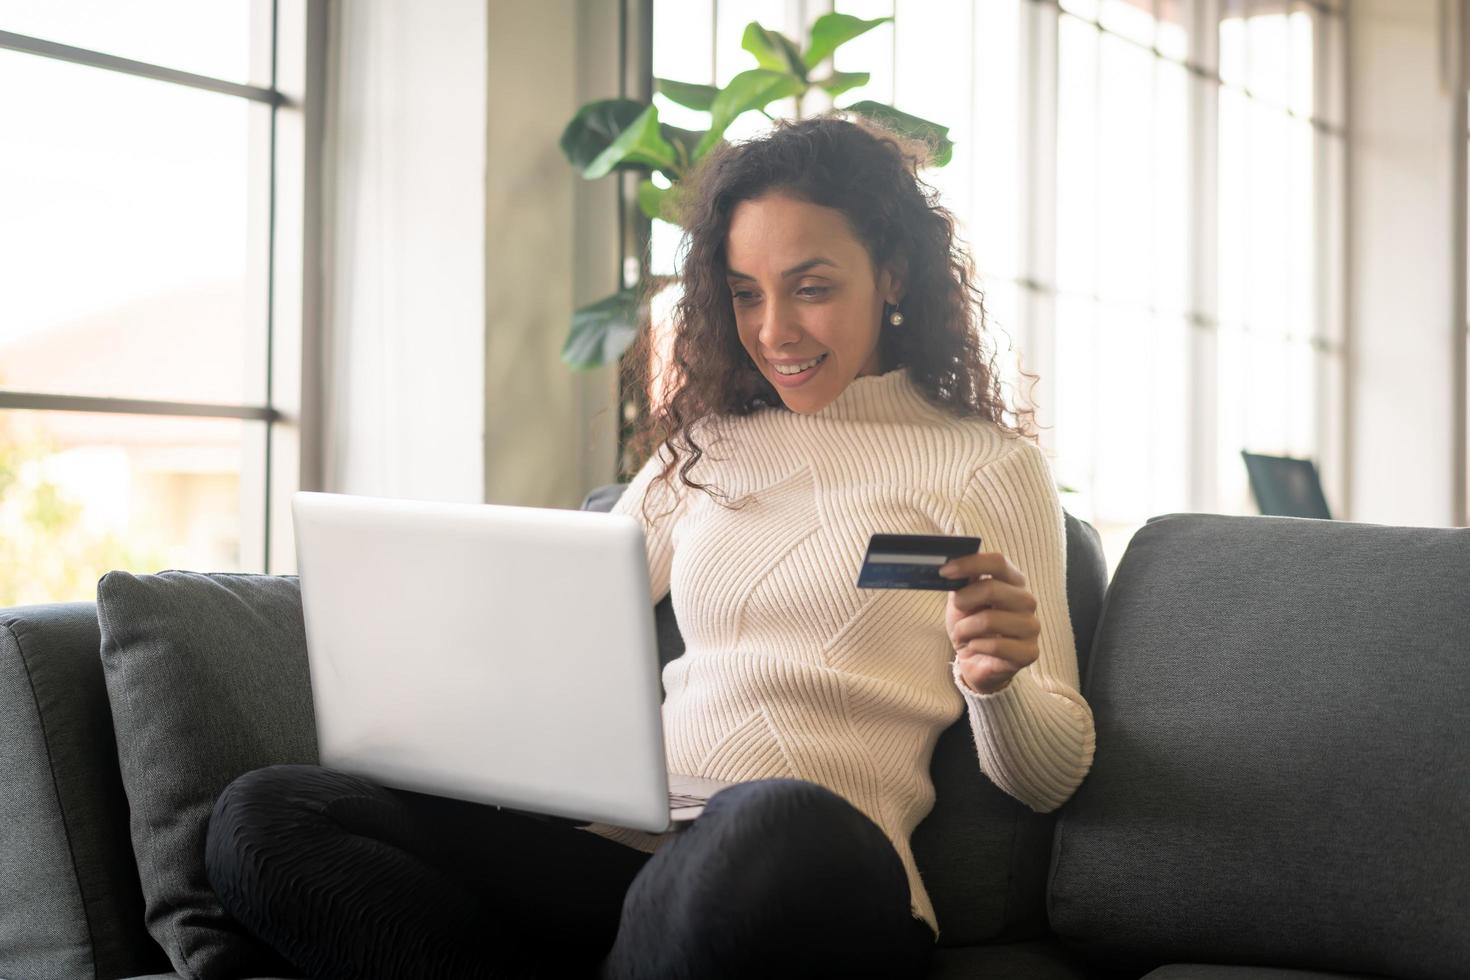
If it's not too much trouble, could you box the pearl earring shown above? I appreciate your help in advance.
[888,304,905,327]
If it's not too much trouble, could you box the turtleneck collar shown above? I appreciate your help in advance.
[804,366,940,423]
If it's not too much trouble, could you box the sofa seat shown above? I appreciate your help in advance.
[1141,966,1381,979]
[117,939,1102,980]
[118,959,1382,979]
[926,939,1097,979]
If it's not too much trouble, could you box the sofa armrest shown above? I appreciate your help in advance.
[0,602,169,980]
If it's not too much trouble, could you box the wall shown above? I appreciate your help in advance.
[482,0,623,509]
[1346,0,1466,526]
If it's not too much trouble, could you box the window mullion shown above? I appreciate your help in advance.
[1449,1,1469,526]
[1022,0,1059,458]
[1313,2,1345,519]
[0,29,281,104]
[1187,0,1221,513]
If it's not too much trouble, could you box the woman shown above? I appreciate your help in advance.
[206,113,1096,980]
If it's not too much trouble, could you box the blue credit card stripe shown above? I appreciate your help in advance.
[866,553,948,565]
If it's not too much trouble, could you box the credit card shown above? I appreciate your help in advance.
[856,532,984,591]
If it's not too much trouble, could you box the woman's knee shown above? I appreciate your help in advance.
[703,776,858,820]
[206,764,385,888]
[672,777,909,904]
[221,761,386,809]
[603,779,917,978]
[212,764,297,837]
[702,778,897,862]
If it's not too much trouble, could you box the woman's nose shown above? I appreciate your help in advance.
[758,294,801,349]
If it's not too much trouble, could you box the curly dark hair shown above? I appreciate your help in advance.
[619,110,1041,526]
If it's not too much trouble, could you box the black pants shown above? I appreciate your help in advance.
[205,763,936,979]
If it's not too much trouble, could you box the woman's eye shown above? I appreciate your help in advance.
[798,286,828,298]
[732,290,757,302]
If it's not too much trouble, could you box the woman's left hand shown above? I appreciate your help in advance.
[938,551,1041,696]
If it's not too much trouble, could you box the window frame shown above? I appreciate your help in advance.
[644,0,1353,548]
[0,0,326,577]
[1019,0,1349,529]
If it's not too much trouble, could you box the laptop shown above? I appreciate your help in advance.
[290,490,737,833]
[1240,451,1334,520]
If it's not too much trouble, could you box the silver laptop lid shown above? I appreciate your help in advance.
[290,490,676,833]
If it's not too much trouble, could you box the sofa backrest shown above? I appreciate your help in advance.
[1047,513,1470,980]
[579,483,1111,948]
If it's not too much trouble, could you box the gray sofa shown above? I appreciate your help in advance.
[1,481,1465,980]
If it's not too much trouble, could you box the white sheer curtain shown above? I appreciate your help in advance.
[318,0,486,503]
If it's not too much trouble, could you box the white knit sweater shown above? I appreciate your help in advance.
[577,367,1096,939]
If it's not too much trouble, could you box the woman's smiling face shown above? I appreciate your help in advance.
[724,191,902,413]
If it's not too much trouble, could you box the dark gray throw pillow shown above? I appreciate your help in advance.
[96,570,318,979]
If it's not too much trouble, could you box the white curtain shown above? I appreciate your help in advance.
[319,0,487,503]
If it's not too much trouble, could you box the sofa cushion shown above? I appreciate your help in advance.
[1141,966,1380,979]
[0,602,171,980]
[97,572,316,979]
[579,483,1110,949]
[123,975,298,980]
[1048,513,1470,980]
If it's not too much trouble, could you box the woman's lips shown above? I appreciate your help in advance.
[769,353,827,387]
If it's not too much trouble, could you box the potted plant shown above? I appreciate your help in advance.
[558,12,953,474]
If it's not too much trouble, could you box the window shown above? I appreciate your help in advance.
[0,2,317,604]
[647,0,1347,578]
[1049,0,1347,569]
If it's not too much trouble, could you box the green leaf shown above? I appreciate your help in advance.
[844,100,954,167]
[639,179,691,225]
[803,13,893,70]
[816,70,869,98]
[695,68,806,160]
[637,179,667,221]
[583,104,678,180]
[559,98,648,172]
[659,123,703,173]
[563,289,641,369]
[655,77,719,112]
[741,22,807,79]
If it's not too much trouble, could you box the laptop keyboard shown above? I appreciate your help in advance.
[669,792,706,808]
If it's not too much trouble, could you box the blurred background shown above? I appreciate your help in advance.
[1,0,1465,604]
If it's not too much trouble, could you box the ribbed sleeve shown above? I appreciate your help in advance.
[948,442,1097,813]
